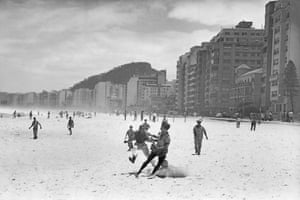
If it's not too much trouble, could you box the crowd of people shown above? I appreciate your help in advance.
[8,108,297,179]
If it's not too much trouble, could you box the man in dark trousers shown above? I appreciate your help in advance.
[67,116,74,135]
[29,117,42,139]
[193,118,208,155]
[135,122,171,178]
[250,113,257,131]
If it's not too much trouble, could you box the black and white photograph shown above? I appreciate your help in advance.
[0,0,300,199]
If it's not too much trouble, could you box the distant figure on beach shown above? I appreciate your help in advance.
[288,111,294,122]
[13,110,17,118]
[193,118,208,155]
[135,122,171,178]
[141,110,144,121]
[250,113,256,131]
[47,111,50,119]
[29,117,42,139]
[124,125,135,151]
[29,111,33,120]
[236,117,241,128]
[134,111,137,121]
[67,116,74,135]
[142,119,150,132]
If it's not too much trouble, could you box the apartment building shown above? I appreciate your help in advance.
[265,0,300,113]
[205,21,264,114]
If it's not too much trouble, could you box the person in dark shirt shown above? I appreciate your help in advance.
[135,122,171,178]
[67,117,74,135]
[29,117,42,139]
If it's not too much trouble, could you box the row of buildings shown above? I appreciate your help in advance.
[0,70,176,113]
[176,0,300,117]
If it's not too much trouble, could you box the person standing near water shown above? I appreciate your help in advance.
[193,118,208,155]
[29,117,42,139]
[67,117,74,135]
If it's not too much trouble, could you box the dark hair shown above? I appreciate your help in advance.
[162,123,170,130]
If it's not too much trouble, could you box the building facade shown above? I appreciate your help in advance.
[231,65,263,115]
[264,0,300,114]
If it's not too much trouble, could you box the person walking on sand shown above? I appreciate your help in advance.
[29,117,42,139]
[193,118,208,155]
[47,111,50,119]
[250,113,256,131]
[135,122,171,178]
[29,111,33,120]
[124,125,135,151]
[67,116,74,135]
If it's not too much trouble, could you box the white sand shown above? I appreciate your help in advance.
[0,108,299,200]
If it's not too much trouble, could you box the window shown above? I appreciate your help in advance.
[286,23,289,30]
[224,44,232,48]
[274,37,280,45]
[223,59,231,64]
[273,48,279,55]
[224,52,231,56]
[224,32,230,35]
[272,69,279,75]
[234,32,239,36]
[226,38,234,42]
[242,32,247,36]
[271,80,278,86]
[274,26,280,34]
[273,58,279,65]
[272,91,278,97]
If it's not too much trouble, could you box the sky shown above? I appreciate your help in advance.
[0,0,269,93]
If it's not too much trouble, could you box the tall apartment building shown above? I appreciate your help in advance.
[176,22,264,115]
[205,21,264,114]
[176,46,203,113]
[262,1,277,111]
[263,0,300,113]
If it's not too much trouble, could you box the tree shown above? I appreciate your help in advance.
[284,60,300,112]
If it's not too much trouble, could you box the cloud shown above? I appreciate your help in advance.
[0,0,266,92]
[168,0,267,28]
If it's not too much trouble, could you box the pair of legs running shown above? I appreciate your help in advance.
[130,143,156,166]
[136,152,166,177]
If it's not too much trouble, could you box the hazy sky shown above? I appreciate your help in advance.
[0,0,268,93]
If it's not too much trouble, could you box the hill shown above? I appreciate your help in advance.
[70,62,158,91]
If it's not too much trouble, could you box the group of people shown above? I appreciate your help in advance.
[124,117,209,178]
[27,111,75,139]
[124,118,171,178]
